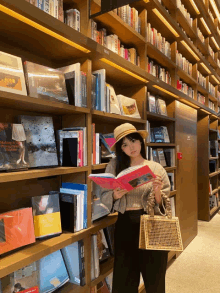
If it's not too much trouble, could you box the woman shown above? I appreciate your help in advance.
[101,123,170,293]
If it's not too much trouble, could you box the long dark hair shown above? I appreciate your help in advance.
[115,132,146,176]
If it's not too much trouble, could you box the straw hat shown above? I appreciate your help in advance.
[110,123,148,152]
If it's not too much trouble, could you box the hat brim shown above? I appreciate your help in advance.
[110,130,148,152]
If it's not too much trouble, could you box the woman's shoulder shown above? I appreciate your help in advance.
[144,160,166,174]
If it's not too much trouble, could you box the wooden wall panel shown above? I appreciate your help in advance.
[175,101,198,249]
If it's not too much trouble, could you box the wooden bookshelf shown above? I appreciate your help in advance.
[0,0,219,291]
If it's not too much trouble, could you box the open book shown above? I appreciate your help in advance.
[89,164,156,191]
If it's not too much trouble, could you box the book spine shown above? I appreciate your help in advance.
[83,186,87,229]
[92,123,96,165]
[44,0,49,14]
[38,0,44,10]
[78,240,86,286]
[96,133,100,165]
[78,130,83,167]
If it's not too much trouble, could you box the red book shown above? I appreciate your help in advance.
[0,208,35,255]
[78,130,83,167]
[89,164,156,191]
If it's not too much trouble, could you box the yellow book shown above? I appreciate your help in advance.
[34,212,62,238]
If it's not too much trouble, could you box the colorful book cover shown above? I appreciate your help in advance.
[102,133,116,149]
[61,240,85,286]
[19,115,58,168]
[23,61,68,104]
[0,208,35,255]
[0,51,27,96]
[117,95,141,118]
[0,262,39,293]
[0,123,29,171]
[89,164,156,191]
[32,193,62,239]
[38,250,69,293]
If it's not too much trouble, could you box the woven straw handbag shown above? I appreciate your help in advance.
[139,192,183,252]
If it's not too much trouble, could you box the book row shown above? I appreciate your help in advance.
[147,58,171,85]
[91,20,140,67]
[147,24,171,59]
[0,116,87,171]
[177,79,194,99]
[0,227,115,292]
[177,0,194,27]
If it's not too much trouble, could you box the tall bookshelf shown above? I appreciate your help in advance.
[0,0,220,291]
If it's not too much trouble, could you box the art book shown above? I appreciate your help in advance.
[18,115,58,168]
[0,123,29,171]
[89,164,156,191]
[0,51,27,96]
[0,262,39,293]
[23,61,68,104]
[117,95,141,118]
[32,193,62,239]
[0,208,35,255]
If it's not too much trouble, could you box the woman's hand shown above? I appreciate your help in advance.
[152,175,163,205]
[113,187,127,201]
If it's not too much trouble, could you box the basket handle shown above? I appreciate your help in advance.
[147,188,172,219]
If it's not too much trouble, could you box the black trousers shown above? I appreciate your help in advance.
[112,210,168,293]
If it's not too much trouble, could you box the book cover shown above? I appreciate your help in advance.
[57,130,79,166]
[103,225,115,256]
[153,127,164,142]
[97,229,110,263]
[92,69,106,111]
[19,115,58,168]
[58,63,81,107]
[59,192,76,232]
[62,137,78,167]
[106,84,121,115]
[99,134,115,162]
[0,208,35,255]
[61,240,85,286]
[61,182,87,229]
[89,164,156,191]
[0,262,39,293]
[102,133,116,150]
[105,272,113,293]
[157,148,167,167]
[38,250,69,293]
[117,95,141,118]
[0,123,29,171]
[0,51,27,96]
[156,98,167,116]
[32,193,62,239]
[23,61,68,103]
[92,182,109,222]
[148,93,156,113]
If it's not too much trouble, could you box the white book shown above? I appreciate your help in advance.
[96,133,100,165]
[117,94,141,118]
[49,0,54,16]
[59,188,84,232]
[92,69,106,111]
[44,0,50,14]
[58,63,81,107]
[92,234,100,278]
[54,0,58,18]
[107,83,121,115]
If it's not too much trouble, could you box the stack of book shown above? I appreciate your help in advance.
[147,57,171,85]
[147,93,168,116]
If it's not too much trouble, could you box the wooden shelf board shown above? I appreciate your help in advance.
[208,94,218,103]
[207,56,218,70]
[0,0,97,63]
[211,188,218,195]
[0,166,89,183]
[176,9,197,40]
[147,42,176,69]
[165,167,177,172]
[91,0,146,46]
[0,91,90,115]
[209,157,218,160]
[146,112,176,122]
[92,110,146,124]
[92,163,108,170]
[138,283,145,293]
[197,38,209,56]
[146,143,176,147]
[209,128,218,132]
[55,282,89,293]
[197,84,208,96]
[90,257,114,287]
[177,67,197,86]
[0,214,118,278]
[209,75,220,87]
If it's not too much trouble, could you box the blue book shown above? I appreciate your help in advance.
[62,183,87,229]
[39,250,69,293]
[61,240,85,286]
[93,73,100,110]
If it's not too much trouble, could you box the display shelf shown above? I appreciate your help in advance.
[146,143,176,147]
[92,110,146,124]
[146,42,176,69]
[209,170,220,178]
[0,166,89,183]
[177,67,198,86]
[0,91,90,115]
[146,112,176,122]
[0,214,118,278]
[92,163,108,170]
[91,0,146,46]
[176,8,197,40]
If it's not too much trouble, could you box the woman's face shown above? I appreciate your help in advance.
[121,136,142,158]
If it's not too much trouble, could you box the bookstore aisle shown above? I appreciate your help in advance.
[166,213,220,293]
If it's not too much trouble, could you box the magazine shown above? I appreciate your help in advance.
[89,164,156,191]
